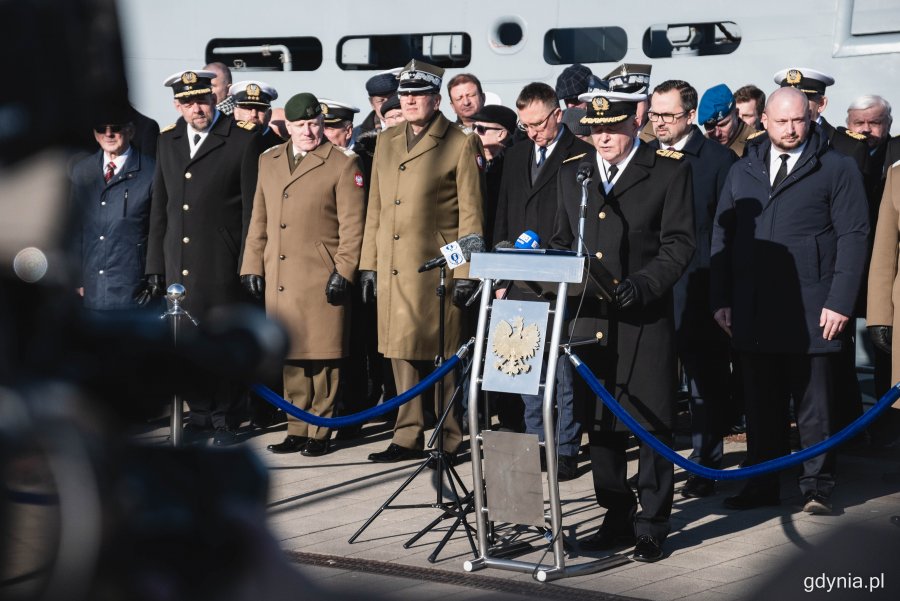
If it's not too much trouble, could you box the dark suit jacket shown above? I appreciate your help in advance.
[651,126,737,349]
[146,114,260,317]
[711,127,869,354]
[493,127,593,247]
[551,142,696,431]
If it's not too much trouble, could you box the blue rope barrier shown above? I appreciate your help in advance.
[568,352,900,481]
[253,352,463,428]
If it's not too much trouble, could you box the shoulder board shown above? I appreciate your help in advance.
[656,149,684,160]
[262,145,280,155]
[335,145,358,158]
[746,130,766,141]
[562,152,588,164]
[160,123,176,133]
[459,126,475,135]
[236,120,258,131]
[843,129,866,142]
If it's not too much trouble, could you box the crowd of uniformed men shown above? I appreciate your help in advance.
[70,55,900,562]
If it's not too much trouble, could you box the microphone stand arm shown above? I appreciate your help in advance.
[576,178,591,258]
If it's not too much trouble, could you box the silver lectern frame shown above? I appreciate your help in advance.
[463,251,617,582]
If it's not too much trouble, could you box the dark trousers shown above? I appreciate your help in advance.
[831,333,863,433]
[680,348,730,469]
[187,378,245,430]
[740,352,836,497]
[588,430,674,542]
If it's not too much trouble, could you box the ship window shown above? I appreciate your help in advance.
[543,27,627,64]
[643,22,741,58]
[338,33,471,70]
[206,37,322,71]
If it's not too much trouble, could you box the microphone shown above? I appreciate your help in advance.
[515,230,541,249]
[576,161,593,186]
[418,233,485,272]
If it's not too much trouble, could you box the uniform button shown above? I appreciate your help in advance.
[283,192,288,199]
[391,269,398,275]
[182,237,190,243]
[599,211,607,219]
[279,254,286,260]
[98,270,104,275]
[280,223,286,229]
[596,251,603,260]
[595,331,604,340]
[394,199,401,205]
[182,269,189,276]
[393,234,399,240]
[99,236,105,240]
[278,285,284,291]
[185,172,192,179]
[183,204,189,211]
[101,201,106,206]
[399,165,406,171]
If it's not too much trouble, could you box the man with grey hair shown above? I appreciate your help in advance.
[204,61,235,116]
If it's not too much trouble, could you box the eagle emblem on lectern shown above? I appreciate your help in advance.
[492,316,541,376]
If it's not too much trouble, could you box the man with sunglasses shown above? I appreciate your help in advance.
[492,82,593,480]
[698,84,759,157]
[70,110,155,312]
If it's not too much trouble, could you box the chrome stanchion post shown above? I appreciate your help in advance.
[162,284,198,447]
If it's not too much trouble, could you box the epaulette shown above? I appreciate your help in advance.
[337,145,358,158]
[747,130,766,140]
[236,120,258,131]
[262,144,280,155]
[161,123,176,133]
[563,152,588,164]
[459,125,475,135]
[656,148,684,160]
[844,129,866,142]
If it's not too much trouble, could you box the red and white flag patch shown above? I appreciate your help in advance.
[475,154,485,171]
[354,172,364,188]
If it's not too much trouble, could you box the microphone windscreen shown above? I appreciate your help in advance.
[576,161,593,183]
[515,230,541,249]
[458,233,486,259]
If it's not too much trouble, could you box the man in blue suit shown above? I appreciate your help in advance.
[70,110,156,311]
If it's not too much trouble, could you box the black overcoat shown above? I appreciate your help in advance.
[551,142,695,431]
[146,114,259,317]
[710,127,869,355]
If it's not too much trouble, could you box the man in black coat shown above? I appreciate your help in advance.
[710,87,869,514]
[146,69,261,444]
[71,114,155,312]
[648,80,738,499]
[551,91,695,562]
[493,82,594,479]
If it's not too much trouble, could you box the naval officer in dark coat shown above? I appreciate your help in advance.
[551,91,695,562]
[145,69,261,443]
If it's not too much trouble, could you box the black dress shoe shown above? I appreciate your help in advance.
[802,491,832,514]
[580,528,636,551]
[723,490,780,510]
[267,435,308,454]
[557,455,578,481]
[212,428,239,447]
[682,475,715,498]
[301,438,330,457]
[368,443,424,463]
[633,535,664,562]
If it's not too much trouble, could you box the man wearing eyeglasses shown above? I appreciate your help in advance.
[648,80,738,500]
[698,84,758,157]
[360,59,486,464]
[70,109,156,312]
[493,82,594,480]
[551,90,695,562]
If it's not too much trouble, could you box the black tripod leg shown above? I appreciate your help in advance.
[348,457,433,544]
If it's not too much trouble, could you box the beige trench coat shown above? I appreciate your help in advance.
[360,114,485,360]
[241,140,365,359]
[867,164,900,398]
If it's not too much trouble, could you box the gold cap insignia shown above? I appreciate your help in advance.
[318,103,328,116]
[592,97,610,113]
[321,103,330,115]
[247,83,260,97]
[181,71,198,85]
[786,69,802,85]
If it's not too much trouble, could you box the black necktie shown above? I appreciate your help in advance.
[193,133,201,145]
[607,164,619,182]
[772,153,790,188]
[536,146,547,167]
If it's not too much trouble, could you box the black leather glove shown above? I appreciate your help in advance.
[134,274,165,306]
[359,270,377,304]
[451,279,478,308]
[241,274,265,300]
[614,278,641,310]
[325,271,350,305]
[869,325,892,354]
